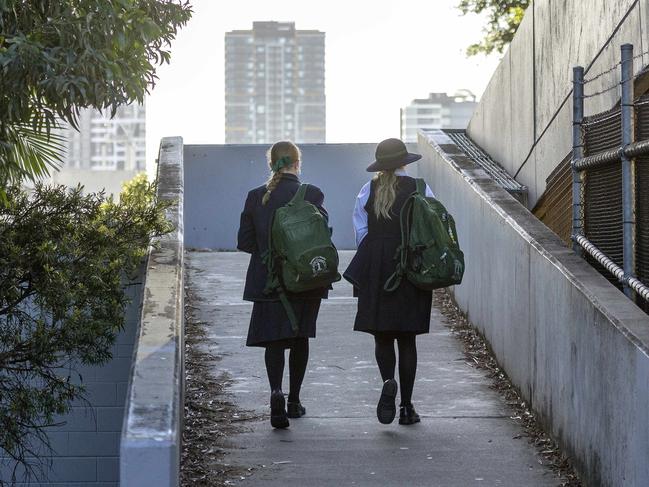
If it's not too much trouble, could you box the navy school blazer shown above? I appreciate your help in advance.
[237,173,330,301]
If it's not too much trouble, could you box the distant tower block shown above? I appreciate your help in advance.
[400,91,477,143]
[60,103,146,172]
[225,21,326,144]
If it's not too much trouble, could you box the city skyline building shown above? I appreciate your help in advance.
[400,91,477,143]
[50,103,146,195]
[60,103,146,172]
[225,21,326,144]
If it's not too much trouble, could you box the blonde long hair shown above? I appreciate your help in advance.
[262,141,301,205]
[373,170,399,220]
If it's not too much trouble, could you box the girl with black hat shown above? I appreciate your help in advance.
[344,138,434,426]
[237,141,329,429]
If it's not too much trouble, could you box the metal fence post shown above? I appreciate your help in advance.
[572,66,584,255]
[621,43,636,299]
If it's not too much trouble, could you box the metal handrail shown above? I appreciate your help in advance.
[573,139,649,171]
[573,235,649,301]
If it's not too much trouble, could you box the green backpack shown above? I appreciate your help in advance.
[384,179,464,292]
[264,184,341,332]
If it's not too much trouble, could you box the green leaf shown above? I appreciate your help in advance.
[457,0,530,56]
[0,122,66,185]
[0,0,193,190]
[0,174,174,473]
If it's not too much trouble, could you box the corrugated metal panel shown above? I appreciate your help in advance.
[533,154,572,245]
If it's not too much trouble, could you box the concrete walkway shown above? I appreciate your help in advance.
[186,251,557,487]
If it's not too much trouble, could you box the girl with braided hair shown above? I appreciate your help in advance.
[237,140,329,429]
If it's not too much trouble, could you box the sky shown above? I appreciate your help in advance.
[145,0,502,170]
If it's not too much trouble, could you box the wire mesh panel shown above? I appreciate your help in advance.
[635,95,649,292]
[572,44,649,305]
[443,130,528,205]
[582,107,623,289]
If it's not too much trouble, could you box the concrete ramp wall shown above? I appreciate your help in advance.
[418,129,649,487]
[468,0,648,207]
[183,143,416,250]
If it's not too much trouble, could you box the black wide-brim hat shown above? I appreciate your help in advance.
[366,138,422,172]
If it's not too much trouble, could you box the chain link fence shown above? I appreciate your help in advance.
[572,44,649,307]
[581,106,623,290]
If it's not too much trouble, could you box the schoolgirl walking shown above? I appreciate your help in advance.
[237,141,334,429]
[344,138,437,425]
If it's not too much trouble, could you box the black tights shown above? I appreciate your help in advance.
[264,338,309,403]
[374,333,417,407]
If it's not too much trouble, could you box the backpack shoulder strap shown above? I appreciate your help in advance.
[415,178,426,196]
[262,209,299,334]
[289,183,309,204]
[383,194,415,292]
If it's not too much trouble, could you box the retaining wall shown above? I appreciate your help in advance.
[0,278,143,486]
[418,129,649,487]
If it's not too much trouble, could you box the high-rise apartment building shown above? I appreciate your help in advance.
[225,21,326,144]
[400,91,477,143]
[61,103,146,172]
[50,103,146,195]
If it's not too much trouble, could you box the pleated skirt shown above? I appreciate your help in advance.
[345,236,432,335]
[246,299,321,347]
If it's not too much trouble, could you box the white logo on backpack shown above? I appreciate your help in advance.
[310,256,327,275]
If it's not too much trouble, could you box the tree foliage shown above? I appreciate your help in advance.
[0,0,192,190]
[0,176,173,479]
[458,0,530,56]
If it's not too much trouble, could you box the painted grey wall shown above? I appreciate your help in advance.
[0,272,144,486]
[183,143,419,250]
[468,0,648,207]
[418,130,649,487]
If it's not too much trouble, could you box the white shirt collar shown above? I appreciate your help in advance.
[394,168,408,176]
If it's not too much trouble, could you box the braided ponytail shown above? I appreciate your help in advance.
[262,172,283,205]
[262,140,302,205]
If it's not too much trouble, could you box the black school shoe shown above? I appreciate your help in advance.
[270,390,289,429]
[377,379,398,424]
[399,404,421,425]
[287,401,306,418]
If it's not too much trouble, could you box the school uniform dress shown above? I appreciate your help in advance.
[344,170,434,336]
[237,173,328,347]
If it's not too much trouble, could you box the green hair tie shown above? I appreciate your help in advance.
[272,155,292,173]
